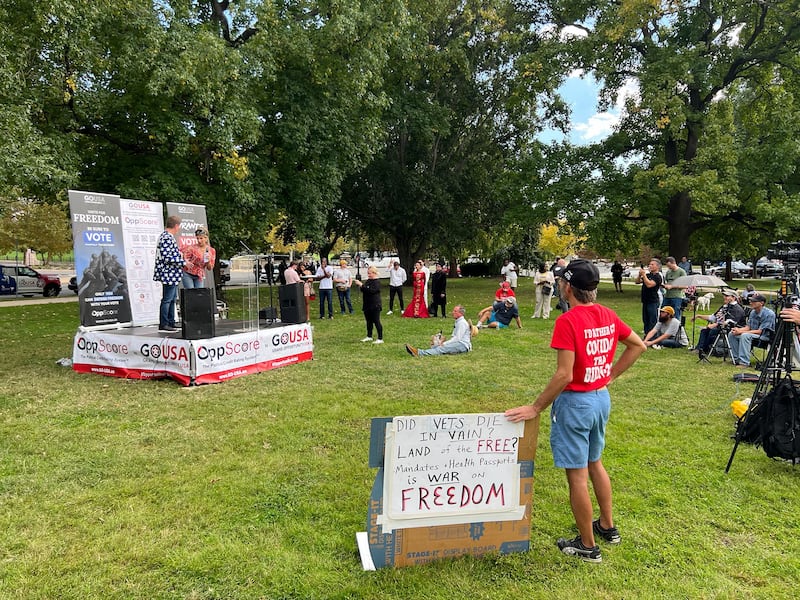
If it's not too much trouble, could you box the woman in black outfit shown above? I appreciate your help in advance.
[352,266,384,344]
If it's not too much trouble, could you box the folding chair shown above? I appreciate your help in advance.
[750,335,772,370]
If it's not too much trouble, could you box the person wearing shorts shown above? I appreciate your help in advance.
[505,259,645,563]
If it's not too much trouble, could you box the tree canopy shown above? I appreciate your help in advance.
[2,1,800,263]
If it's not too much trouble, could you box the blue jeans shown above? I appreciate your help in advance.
[160,283,178,328]
[418,341,470,356]
[318,288,333,318]
[182,273,203,288]
[663,296,683,322]
[337,287,353,313]
[642,301,659,335]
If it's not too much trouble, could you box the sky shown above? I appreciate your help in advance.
[541,72,639,145]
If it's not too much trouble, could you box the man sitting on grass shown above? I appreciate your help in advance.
[405,305,472,357]
[475,296,522,329]
[643,306,688,349]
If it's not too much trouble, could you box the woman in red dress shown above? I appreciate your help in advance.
[402,261,429,318]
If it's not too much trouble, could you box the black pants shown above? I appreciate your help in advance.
[364,307,383,340]
[389,286,404,311]
[430,295,447,317]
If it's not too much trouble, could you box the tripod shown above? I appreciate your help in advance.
[725,310,796,471]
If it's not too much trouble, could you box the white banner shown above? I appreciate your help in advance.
[118,198,164,326]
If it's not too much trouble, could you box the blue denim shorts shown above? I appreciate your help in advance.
[550,388,611,469]
[488,312,509,328]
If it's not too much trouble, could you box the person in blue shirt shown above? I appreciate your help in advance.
[728,293,776,367]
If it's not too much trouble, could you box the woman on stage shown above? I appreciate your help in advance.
[402,260,429,318]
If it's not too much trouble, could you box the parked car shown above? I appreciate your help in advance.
[0,263,62,297]
[708,261,752,278]
[755,257,783,277]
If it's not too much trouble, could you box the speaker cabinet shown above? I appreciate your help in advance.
[278,283,306,324]
[181,288,215,339]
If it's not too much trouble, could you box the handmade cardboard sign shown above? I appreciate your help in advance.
[358,413,538,569]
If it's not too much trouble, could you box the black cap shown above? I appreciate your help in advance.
[561,259,600,291]
[750,293,766,303]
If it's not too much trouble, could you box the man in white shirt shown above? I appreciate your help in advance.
[315,257,334,319]
[387,260,407,314]
[405,305,472,357]
[501,259,518,290]
[421,260,431,305]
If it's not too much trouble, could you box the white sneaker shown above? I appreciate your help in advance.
[373,339,384,344]
[361,337,373,342]
[386,310,393,315]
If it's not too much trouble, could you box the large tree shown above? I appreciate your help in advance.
[539,0,800,259]
[0,1,403,256]
[340,0,556,269]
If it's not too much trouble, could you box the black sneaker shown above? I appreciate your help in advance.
[158,326,178,333]
[593,519,621,544]
[556,536,602,563]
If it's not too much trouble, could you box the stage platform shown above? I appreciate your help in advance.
[72,320,313,386]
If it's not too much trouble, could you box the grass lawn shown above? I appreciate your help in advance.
[1,277,798,599]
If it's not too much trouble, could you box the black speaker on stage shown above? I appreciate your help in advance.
[279,283,305,324]
[181,288,215,339]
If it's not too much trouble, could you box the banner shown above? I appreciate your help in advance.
[68,190,133,327]
[166,202,208,251]
[118,198,164,325]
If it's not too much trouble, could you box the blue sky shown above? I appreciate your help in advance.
[541,74,616,145]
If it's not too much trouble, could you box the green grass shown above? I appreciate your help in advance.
[1,279,798,599]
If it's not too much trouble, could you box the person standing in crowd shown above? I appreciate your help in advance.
[277,258,288,285]
[387,260,407,315]
[429,262,448,317]
[180,227,216,289]
[333,259,354,315]
[315,257,334,319]
[405,305,472,357]
[501,258,518,290]
[421,260,431,306]
[637,258,663,335]
[661,257,686,321]
[153,215,185,333]
[678,256,692,275]
[553,257,569,313]
[610,260,624,293]
[283,259,302,285]
[403,260,430,318]
[352,266,383,344]
[533,263,555,318]
[505,259,646,564]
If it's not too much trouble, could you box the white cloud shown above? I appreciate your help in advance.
[574,112,619,142]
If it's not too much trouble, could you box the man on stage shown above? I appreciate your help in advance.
[153,215,185,333]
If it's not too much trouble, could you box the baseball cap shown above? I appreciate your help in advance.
[660,305,675,316]
[504,296,517,305]
[561,259,600,291]
[195,227,207,236]
[722,288,737,297]
[750,293,767,303]
[500,281,511,290]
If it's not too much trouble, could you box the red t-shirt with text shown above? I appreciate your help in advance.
[551,304,632,392]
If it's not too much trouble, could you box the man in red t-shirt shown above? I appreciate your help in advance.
[506,259,645,563]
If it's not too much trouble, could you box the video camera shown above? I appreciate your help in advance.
[767,241,800,269]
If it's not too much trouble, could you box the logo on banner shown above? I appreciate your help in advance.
[76,336,129,355]
[140,342,189,362]
[272,328,310,347]
[195,339,261,362]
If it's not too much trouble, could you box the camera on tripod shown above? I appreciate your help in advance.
[767,240,800,267]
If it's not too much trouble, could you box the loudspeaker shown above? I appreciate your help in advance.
[181,288,215,339]
[259,306,278,321]
[279,283,305,324]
